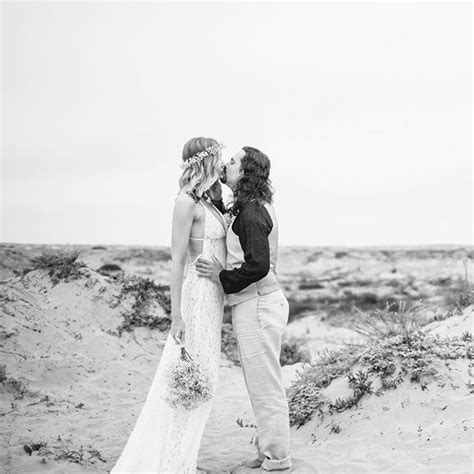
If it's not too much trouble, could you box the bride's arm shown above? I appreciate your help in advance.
[169,194,195,343]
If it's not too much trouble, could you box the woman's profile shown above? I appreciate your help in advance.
[111,137,227,473]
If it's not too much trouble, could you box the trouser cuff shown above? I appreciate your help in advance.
[261,454,292,471]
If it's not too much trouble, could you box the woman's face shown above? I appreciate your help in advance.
[221,149,245,188]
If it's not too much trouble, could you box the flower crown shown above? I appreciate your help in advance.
[181,143,224,169]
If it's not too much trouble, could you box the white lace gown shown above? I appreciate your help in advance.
[112,200,227,473]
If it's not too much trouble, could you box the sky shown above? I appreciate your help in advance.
[2,1,472,247]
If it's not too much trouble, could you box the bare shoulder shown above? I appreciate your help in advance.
[173,191,200,218]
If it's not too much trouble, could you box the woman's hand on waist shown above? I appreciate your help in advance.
[195,255,223,283]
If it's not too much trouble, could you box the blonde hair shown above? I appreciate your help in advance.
[179,137,222,199]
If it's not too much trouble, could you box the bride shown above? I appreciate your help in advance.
[112,137,227,473]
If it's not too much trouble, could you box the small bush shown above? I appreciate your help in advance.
[280,338,311,366]
[329,370,374,412]
[298,280,325,290]
[221,323,240,365]
[29,249,87,285]
[115,275,171,335]
[287,381,327,428]
[346,291,380,310]
[359,332,472,383]
[287,344,362,427]
[449,290,473,313]
[97,263,123,275]
[444,261,473,312]
[287,326,473,427]
[323,292,383,318]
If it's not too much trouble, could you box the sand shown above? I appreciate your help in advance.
[0,245,472,473]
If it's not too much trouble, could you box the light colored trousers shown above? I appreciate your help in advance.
[231,289,292,471]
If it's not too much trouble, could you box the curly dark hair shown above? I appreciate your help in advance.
[230,146,274,216]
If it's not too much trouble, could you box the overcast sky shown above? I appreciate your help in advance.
[2,2,472,247]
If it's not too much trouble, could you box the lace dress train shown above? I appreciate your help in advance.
[112,200,226,473]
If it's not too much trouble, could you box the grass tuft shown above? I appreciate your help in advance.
[352,300,424,342]
[29,249,87,286]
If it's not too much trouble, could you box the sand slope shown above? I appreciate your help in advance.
[0,263,473,473]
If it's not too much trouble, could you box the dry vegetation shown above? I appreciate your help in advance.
[110,274,172,336]
[28,249,87,285]
[286,301,473,428]
[0,243,472,472]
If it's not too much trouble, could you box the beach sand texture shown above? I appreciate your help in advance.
[0,244,472,473]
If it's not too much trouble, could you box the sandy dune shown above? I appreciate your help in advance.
[0,245,472,473]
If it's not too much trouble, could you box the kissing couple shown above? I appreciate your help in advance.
[112,137,292,473]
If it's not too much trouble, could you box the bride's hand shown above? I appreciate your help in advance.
[170,314,186,344]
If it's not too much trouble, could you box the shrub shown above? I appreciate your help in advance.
[329,370,373,412]
[287,344,362,427]
[97,263,123,275]
[29,249,87,285]
[114,275,171,335]
[298,280,325,290]
[287,322,473,427]
[345,291,380,310]
[221,323,240,365]
[444,260,473,312]
[448,289,473,313]
[286,380,327,428]
[359,332,472,383]
[280,338,311,366]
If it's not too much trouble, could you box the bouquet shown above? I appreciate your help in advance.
[163,346,213,410]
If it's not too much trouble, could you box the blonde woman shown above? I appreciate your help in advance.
[112,137,227,473]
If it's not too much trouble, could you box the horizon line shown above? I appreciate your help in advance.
[1,241,472,250]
